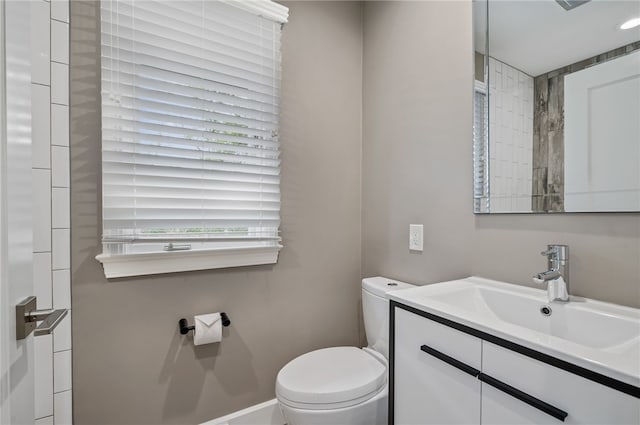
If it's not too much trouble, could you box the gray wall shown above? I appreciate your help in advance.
[362,1,640,308]
[472,214,640,306]
[69,2,363,423]
[362,1,475,285]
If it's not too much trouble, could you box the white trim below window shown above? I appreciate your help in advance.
[95,245,282,279]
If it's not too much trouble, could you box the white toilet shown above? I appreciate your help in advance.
[276,276,415,425]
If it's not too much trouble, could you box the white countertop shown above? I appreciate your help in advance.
[389,276,640,388]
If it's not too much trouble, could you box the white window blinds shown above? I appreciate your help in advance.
[99,0,287,270]
[473,82,489,213]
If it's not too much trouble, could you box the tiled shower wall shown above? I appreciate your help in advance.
[488,57,533,212]
[31,1,73,424]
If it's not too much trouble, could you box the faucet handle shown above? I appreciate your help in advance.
[540,247,557,257]
[541,245,569,262]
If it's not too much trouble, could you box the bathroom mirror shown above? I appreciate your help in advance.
[473,0,640,213]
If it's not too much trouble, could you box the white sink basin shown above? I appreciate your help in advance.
[389,276,640,387]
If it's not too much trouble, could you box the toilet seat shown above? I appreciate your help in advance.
[276,346,387,410]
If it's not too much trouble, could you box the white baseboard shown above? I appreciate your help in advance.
[200,399,285,425]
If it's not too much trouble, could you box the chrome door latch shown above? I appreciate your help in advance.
[16,296,68,340]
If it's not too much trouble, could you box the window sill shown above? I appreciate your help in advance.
[95,245,282,279]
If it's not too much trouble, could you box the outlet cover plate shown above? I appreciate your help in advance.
[409,224,423,251]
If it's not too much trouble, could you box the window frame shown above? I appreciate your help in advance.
[96,245,280,279]
[96,0,287,278]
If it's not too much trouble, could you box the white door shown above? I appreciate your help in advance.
[1,1,35,423]
[564,50,640,212]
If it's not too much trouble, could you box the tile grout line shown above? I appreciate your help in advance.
[49,10,56,420]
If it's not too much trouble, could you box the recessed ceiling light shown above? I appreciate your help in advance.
[620,17,640,30]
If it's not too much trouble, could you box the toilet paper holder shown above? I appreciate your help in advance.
[178,312,230,335]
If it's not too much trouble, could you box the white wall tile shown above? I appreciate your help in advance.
[34,252,53,309]
[51,105,69,147]
[54,311,72,352]
[51,63,69,105]
[52,269,71,310]
[33,169,52,252]
[54,390,72,425]
[488,57,534,211]
[51,187,71,229]
[52,188,70,229]
[33,0,73,422]
[31,1,51,85]
[32,84,51,169]
[51,20,69,64]
[53,350,72,393]
[51,147,70,188]
[36,416,54,425]
[35,335,54,419]
[52,229,70,270]
[51,0,69,23]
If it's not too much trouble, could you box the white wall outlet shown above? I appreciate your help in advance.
[409,224,423,251]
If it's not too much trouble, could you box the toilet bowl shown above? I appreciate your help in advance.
[275,277,415,425]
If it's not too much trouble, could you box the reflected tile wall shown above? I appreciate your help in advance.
[488,57,534,213]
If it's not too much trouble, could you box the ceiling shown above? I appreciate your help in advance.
[474,0,640,76]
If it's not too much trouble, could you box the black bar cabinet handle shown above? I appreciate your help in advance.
[478,373,568,422]
[420,344,480,377]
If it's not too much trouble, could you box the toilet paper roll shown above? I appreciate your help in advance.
[193,312,222,346]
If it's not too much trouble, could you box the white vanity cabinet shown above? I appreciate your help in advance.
[393,308,482,424]
[391,303,640,425]
[481,342,640,425]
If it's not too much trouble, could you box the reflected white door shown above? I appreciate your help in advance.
[564,50,640,212]
[0,1,36,424]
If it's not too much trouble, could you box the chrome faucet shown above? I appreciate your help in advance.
[533,245,570,302]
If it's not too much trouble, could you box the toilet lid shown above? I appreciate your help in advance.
[276,347,386,408]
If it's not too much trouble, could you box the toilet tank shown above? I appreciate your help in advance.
[362,277,415,360]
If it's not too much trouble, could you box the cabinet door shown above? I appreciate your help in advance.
[481,341,640,425]
[394,308,482,425]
